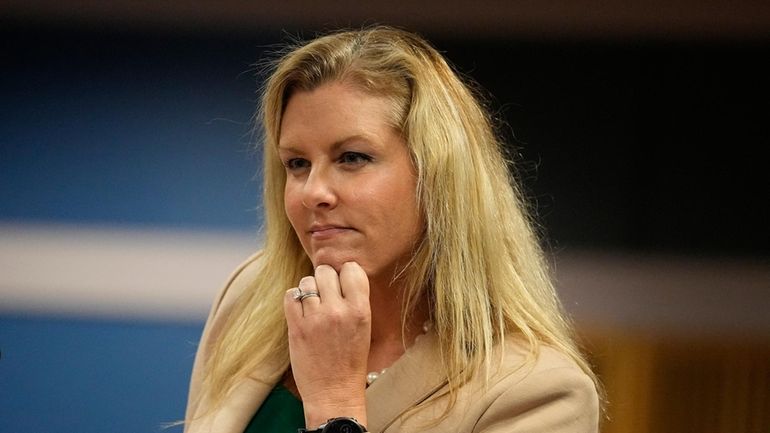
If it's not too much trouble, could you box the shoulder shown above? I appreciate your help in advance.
[185,251,265,421]
[390,337,600,433]
[208,250,265,318]
[194,250,266,362]
[473,339,600,432]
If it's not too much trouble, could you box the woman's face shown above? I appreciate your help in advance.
[279,81,423,284]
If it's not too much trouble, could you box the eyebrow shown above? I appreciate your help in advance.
[278,135,374,153]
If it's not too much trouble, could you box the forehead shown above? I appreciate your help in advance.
[278,81,398,148]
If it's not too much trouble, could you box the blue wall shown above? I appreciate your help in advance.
[1,26,266,229]
[0,316,202,433]
[2,26,271,433]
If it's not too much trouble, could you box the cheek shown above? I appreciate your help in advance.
[284,183,303,225]
[380,178,422,231]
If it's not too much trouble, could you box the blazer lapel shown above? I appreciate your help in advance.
[365,332,448,432]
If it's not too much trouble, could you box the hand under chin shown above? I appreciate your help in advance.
[310,253,363,273]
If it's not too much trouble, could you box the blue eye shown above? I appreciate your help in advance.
[284,158,309,170]
[339,152,372,165]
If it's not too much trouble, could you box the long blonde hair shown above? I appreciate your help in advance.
[200,25,598,416]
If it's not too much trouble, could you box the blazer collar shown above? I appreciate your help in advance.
[365,331,448,432]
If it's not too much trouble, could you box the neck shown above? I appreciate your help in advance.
[366,274,429,372]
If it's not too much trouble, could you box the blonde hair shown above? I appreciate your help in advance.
[200,25,599,418]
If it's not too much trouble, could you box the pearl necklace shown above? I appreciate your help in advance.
[365,321,431,386]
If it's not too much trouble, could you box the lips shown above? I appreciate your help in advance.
[309,224,353,239]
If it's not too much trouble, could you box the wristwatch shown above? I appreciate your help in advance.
[299,417,368,433]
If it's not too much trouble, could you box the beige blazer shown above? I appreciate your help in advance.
[185,253,599,433]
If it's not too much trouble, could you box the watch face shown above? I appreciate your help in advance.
[323,418,365,433]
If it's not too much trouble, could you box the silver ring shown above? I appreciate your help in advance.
[298,291,320,301]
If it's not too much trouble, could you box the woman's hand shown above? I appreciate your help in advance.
[283,261,371,429]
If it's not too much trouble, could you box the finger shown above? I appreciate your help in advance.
[314,264,343,302]
[298,276,322,312]
[339,261,370,305]
[284,287,304,323]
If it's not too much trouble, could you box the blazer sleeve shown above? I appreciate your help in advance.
[473,364,600,433]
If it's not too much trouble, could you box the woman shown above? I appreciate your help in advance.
[185,26,600,433]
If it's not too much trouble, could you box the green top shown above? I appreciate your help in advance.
[243,383,305,433]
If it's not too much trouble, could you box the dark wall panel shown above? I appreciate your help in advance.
[2,23,768,255]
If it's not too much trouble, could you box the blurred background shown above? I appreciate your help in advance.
[1,1,769,432]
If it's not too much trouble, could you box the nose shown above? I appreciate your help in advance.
[301,166,337,209]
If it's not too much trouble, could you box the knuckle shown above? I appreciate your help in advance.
[298,276,315,287]
[326,308,344,324]
[315,264,335,274]
[351,307,369,324]
[340,261,358,274]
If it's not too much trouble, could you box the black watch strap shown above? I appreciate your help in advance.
[299,417,368,433]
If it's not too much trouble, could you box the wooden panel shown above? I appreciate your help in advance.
[580,329,770,433]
